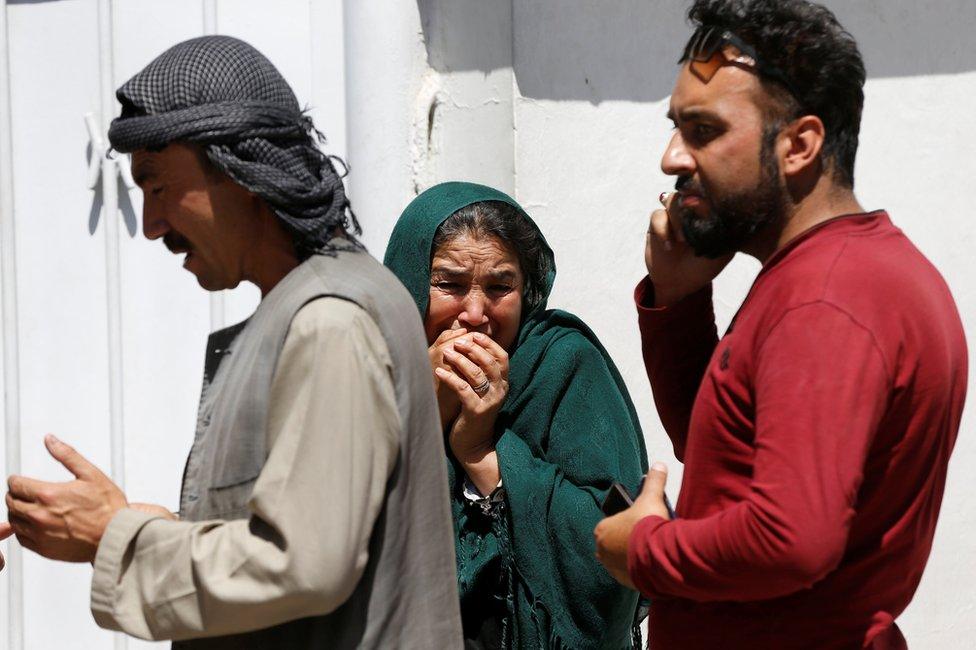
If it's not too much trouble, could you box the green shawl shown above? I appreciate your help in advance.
[384,182,648,649]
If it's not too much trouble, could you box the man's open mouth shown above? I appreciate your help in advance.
[163,233,193,260]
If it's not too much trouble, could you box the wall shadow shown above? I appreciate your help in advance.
[511,1,686,103]
[828,0,976,79]
[418,0,512,74]
[420,0,976,104]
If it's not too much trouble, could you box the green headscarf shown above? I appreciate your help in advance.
[385,182,648,649]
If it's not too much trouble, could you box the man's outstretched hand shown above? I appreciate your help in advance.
[594,462,672,590]
[5,435,128,563]
[0,521,13,570]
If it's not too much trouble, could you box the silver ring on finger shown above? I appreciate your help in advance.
[473,378,490,396]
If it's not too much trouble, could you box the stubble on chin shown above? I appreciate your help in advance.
[681,175,787,259]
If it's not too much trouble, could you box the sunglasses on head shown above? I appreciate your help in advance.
[679,27,800,101]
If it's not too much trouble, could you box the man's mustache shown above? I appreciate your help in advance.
[163,232,192,254]
[676,176,705,197]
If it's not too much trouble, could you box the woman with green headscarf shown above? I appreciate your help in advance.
[384,182,648,649]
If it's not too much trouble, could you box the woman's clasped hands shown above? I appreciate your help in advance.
[429,330,509,495]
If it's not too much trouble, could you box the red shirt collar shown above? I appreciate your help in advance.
[760,210,890,274]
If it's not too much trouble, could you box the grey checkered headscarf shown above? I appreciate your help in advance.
[108,35,359,256]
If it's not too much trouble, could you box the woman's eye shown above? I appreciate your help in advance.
[489,285,513,295]
[435,281,461,291]
[149,186,164,196]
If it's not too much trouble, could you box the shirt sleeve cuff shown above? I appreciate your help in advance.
[462,476,504,501]
[90,508,167,632]
[626,514,670,598]
[635,276,714,330]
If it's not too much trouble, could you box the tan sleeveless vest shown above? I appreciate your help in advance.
[173,246,463,649]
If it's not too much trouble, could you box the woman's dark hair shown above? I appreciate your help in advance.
[687,0,866,188]
[432,200,552,310]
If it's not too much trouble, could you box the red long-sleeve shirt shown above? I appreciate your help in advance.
[630,212,967,649]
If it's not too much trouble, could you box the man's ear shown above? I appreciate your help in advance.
[781,115,825,177]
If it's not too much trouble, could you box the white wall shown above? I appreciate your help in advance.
[0,0,972,648]
[0,1,345,648]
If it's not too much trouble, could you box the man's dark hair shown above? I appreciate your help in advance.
[432,201,552,311]
[687,0,866,188]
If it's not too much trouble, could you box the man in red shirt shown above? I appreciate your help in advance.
[594,1,968,648]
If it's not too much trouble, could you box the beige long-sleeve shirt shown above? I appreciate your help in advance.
[90,297,400,641]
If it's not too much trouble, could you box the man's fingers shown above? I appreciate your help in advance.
[593,513,638,590]
[14,531,38,555]
[5,494,53,528]
[7,475,50,503]
[0,521,13,541]
[44,435,101,481]
[637,462,668,501]
[649,191,685,252]
[661,191,686,243]
[628,462,673,522]
[8,513,36,542]
[649,209,672,252]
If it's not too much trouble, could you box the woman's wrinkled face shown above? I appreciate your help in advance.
[426,233,524,352]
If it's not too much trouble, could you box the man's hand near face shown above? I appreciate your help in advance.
[5,435,130,563]
[594,463,672,589]
[646,193,733,307]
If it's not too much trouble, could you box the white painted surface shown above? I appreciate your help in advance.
[0,0,18,646]
[0,1,972,648]
[342,0,428,257]
[417,0,515,196]
[0,1,345,647]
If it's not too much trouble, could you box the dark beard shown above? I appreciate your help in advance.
[677,126,788,259]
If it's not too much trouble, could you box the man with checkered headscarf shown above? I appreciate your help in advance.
[5,36,463,649]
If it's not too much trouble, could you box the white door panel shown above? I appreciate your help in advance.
[8,0,112,644]
[2,0,347,647]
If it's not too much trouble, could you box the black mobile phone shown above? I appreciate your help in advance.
[600,479,678,519]
[601,482,634,516]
